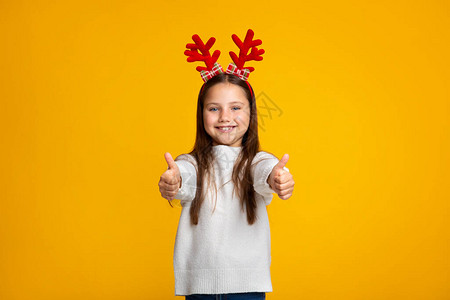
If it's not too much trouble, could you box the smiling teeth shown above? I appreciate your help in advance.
[219,127,234,131]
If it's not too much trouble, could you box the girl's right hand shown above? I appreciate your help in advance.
[158,152,182,201]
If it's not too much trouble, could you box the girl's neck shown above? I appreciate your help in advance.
[212,144,243,148]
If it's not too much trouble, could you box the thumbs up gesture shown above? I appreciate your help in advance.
[267,154,295,200]
[158,152,182,201]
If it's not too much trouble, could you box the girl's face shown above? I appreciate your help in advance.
[203,82,251,147]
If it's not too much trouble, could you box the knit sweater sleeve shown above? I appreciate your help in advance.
[173,154,197,203]
[252,151,290,198]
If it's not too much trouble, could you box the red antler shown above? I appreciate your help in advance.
[184,34,221,72]
[229,29,265,72]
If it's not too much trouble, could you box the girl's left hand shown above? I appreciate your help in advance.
[267,154,295,200]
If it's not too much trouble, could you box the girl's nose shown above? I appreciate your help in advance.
[219,110,231,122]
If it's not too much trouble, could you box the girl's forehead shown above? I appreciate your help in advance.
[204,83,247,104]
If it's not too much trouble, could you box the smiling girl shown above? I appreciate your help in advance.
[158,30,295,299]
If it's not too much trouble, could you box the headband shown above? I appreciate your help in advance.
[184,29,265,97]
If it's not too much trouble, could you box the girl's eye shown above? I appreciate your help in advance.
[208,107,241,111]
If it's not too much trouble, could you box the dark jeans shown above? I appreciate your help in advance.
[186,292,266,300]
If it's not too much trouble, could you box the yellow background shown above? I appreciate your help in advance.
[1,0,449,299]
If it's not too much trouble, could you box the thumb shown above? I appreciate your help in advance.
[274,154,289,171]
[164,152,179,172]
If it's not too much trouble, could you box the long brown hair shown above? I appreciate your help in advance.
[178,73,261,225]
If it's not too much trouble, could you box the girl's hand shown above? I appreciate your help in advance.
[158,152,182,201]
[267,154,295,200]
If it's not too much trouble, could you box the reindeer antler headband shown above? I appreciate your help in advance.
[184,29,265,94]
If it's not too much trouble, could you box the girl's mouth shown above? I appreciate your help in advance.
[216,126,236,133]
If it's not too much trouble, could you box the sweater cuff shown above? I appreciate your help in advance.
[253,155,290,197]
[174,160,197,203]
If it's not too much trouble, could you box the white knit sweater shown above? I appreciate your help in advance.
[173,145,289,296]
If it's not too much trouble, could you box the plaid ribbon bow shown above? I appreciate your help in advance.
[200,62,224,82]
[199,62,251,83]
[225,63,251,81]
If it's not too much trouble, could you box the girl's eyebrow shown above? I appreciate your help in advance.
[206,101,244,106]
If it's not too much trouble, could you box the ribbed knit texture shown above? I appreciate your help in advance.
[173,145,289,296]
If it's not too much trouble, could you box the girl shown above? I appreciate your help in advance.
[158,30,295,299]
